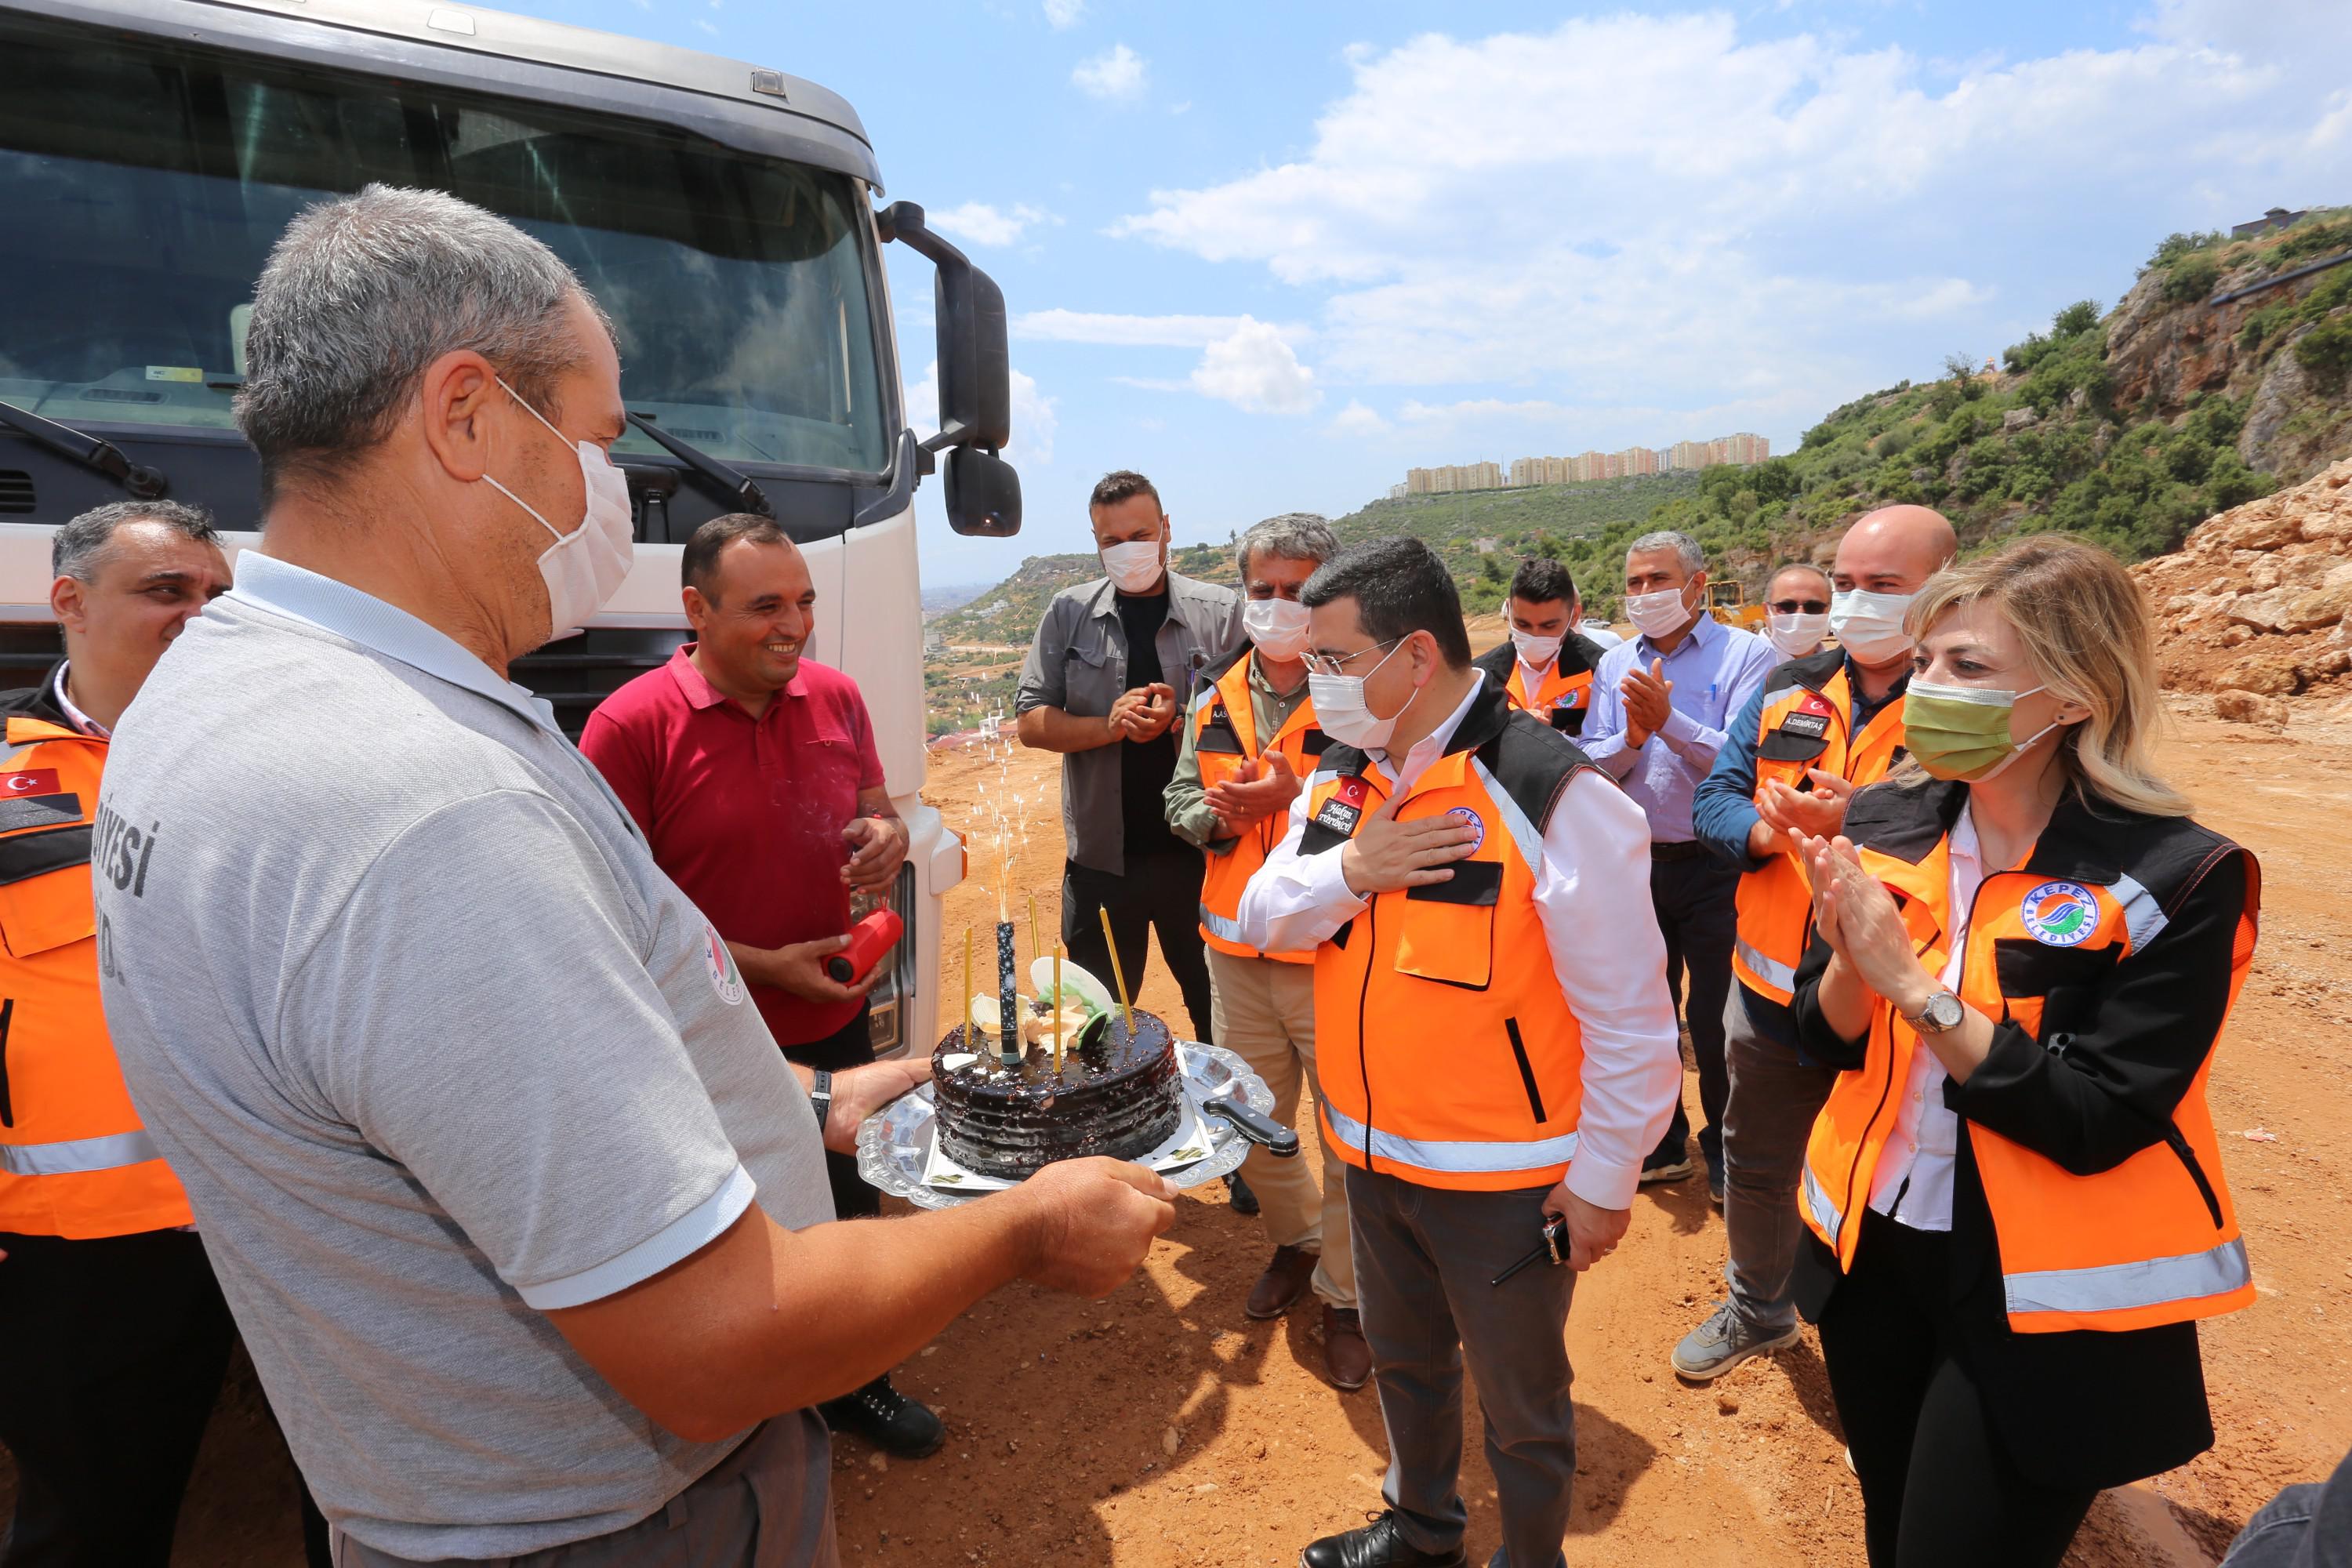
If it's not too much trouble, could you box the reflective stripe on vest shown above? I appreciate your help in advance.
[1734,937,1798,995]
[1324,1103,1581,1178]
[1200,903,1247,945]
[2005,1236,2251,1319]
[0,1129,162,1178]
[2110,872,2170,952]
[1801,1160,1846,1249]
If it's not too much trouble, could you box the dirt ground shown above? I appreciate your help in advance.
[9,699,2347,1567]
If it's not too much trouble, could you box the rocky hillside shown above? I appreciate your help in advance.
[2134,457,2352,725]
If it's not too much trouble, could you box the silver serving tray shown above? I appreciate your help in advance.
[856,1041,1276,1211]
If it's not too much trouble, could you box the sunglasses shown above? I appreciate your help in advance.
[1769,599,1830,615]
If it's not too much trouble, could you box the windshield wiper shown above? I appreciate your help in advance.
[626,412,771,518]
[0,398,169,499]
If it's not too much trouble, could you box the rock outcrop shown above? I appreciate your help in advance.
[2132,458,2352,723]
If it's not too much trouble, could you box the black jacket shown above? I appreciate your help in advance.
[0,663,73,729]
[1791,776,2255,1490]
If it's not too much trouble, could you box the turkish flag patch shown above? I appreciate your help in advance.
[1335,775,1371,808]
[1796,691,1836,719]
[0,769,60,796]
[1315,775,1372,838]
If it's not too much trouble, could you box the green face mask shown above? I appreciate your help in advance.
[1903,678,2059,782]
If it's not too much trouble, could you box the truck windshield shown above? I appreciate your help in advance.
[0,15,891,476]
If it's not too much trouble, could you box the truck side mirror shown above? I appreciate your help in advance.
[876,202,1018,508]
[942,447,1022,538]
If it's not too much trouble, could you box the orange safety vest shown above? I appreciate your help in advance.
[1294,681,1601,1191]
[1470,633,1605,739]
[1190,647,1327,963]
[0,713,191,1239]
[1732,651,1908,1005]
[1798,780,2260,1334]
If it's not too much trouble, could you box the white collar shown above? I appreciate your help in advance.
[51,662,108,739]
[228,554,561,735]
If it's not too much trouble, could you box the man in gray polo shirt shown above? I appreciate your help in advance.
[93,185,1174,1567]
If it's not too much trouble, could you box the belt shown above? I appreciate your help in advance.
[1650,839,1708,862]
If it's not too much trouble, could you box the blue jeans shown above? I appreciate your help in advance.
[2220,1445,2352,1567]
[1722,988,1837,1332]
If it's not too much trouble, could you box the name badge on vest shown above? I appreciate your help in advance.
[1777,711,1831,740]
[1314,775,1371,838]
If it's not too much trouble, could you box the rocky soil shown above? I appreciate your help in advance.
[2136,456,2352,724]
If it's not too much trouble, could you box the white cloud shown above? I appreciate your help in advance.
[928,202,1056,248]
[1105,8,2352,427]
[1189,318,1319,415]
[1325,401,1392,439]
[691,17,716,34]
[1013,309,1311,347]
[906,361,1058,464]
[1073,43,1146,102]
[1042,0,1083,29]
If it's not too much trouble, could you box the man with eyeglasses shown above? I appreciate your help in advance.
[1671,506,1955,1385]
[1762,564,1834,660]
[1236,537,1679,1568]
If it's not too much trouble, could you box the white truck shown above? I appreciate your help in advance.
[0,0,1023,1061]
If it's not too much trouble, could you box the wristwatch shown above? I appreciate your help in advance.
[1904,989,1966,1035]
[810,1069,833,1134]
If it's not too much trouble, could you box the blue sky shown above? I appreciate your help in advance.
[491,0,2352,586]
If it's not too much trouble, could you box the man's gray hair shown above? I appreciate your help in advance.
[1626,529,1705,575]
[1236,513,1341,579]
[53,500,222,582]
[235,183,612,502]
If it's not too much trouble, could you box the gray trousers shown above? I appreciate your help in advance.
[1721,989,1838,1334]
[329,1413,837,1568]
[1345,1164,1575,1568]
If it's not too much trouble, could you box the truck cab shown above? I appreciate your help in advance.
[0,0,1022,1060]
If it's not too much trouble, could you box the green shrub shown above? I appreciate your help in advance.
[2052,299,2102,338]
[2163,252,2222,304]
[2296,317,2352,385]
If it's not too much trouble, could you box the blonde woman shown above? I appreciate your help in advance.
[1785,537,2262,1568]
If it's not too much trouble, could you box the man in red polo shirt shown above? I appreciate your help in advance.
[581,512,942,1461]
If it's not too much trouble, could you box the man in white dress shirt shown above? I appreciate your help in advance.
[1237,538,1681,1568]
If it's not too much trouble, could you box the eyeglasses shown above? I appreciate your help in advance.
[1301,637,1403,677]
[1769,599,1831,615]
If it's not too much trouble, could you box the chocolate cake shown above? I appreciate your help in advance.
[931,1007,1185,1180]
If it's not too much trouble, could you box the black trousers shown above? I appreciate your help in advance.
[1061,848,1215,1045]
[782,1002,878,1222]
[0,1227,234,1567]
[1647,850,1738,1171]
[1818,1210,2098,1568]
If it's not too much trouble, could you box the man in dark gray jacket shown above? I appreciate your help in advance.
[1015,471,1241,1045]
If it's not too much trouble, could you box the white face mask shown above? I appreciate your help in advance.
[1767,612,1831,659]
[1100,539,1165,594]
[1308,638,1418,752]
[1828,588,1917,665]
[481,377,634,643]
[1624,583,1695,641]
[1511,628,1565,669]
[1243,597,1312,662]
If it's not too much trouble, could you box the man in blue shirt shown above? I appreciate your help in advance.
[1581,531,1777,1197]
[1672,505,1955,1382]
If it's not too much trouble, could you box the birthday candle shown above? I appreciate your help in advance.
[961,925,974,1049]
[1098,905,1134,1036]
[1027,893,1040,968]
[1052,942,1065,1076]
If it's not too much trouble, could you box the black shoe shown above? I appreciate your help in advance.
[1299,1510,1467,1568]
[1706,1152,1726,1208]
[1227,1171,1261,1216]
[819,1374,944,1460]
